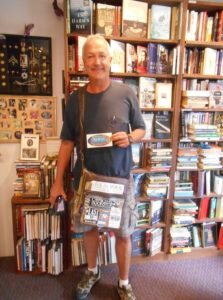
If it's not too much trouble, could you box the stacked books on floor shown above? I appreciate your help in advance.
[172,199,198,225]
[170,226,192,254]
[177,146,198,170]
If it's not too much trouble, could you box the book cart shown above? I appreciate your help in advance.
[62,0,223,266]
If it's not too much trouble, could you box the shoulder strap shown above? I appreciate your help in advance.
[78,86,86,169]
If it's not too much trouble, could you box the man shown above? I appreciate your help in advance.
[50,34,145,300]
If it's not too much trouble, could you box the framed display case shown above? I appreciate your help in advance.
[0,95,56,142]
[0,34,52,95]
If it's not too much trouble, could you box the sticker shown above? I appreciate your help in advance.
[86,132,112,148]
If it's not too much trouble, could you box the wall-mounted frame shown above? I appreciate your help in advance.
[0,34,52,95]
[0,95,56,142]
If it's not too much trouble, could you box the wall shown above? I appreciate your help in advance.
[0,0,64,256]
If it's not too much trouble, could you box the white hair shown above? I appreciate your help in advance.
[82,34,112,58]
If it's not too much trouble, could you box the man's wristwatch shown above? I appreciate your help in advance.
[128,134,134,144]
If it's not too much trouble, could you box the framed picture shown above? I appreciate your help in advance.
[0,95,56,142]
[0,34,52,95]
[20,133,40,161]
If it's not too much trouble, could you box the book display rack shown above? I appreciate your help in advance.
[63,0,223,265]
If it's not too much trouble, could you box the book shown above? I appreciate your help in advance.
[139,77,156,108]
[201,222,217,247]
[154,112,171,139]
[150,200,163,225]
[149,228,163,256]
[122,0,148,38]
[217,223,223,249]
[131,228,146,256]
[136,45,147,74]
[75,35,87,72]
[142,113,154,139]
[95,3,116,36]
[147,43,157,73]
[155,82,172,108]
[110,40,125,73]
[192,225,202,248]
[136,202,150,226]
[150,5,171,40]
[198,197,210,220]
[209,82,223,108]
[23,170,41,197]
[214,111,223,136]
[69,0,92,34]
[20,134,40,161]
[126,43,137,73]
[202,48,217,75]
[156,44,169,74]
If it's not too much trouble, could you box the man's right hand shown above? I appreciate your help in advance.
[49,182,67,205]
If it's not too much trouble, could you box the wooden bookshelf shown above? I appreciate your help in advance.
[11,195,69,274]
[63,0,223,263]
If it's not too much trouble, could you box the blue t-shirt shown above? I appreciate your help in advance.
[61,81,145,189]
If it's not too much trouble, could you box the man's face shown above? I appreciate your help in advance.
[83,39,112,81]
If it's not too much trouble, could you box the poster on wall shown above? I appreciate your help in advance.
[0,95,56,142]
[0,34,52,95]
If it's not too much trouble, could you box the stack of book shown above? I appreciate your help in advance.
[197,144,223,170]
[13,160,43,198]
[147,148,172,171]
[177,147,198,170]
[187,124,220,142]
[170,226,192,254]
[172,198,198,225]
[142,173,169,198]
[174,181,194,198]
[181,90,210,108]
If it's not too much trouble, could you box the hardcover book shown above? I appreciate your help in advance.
[139,77,156,108]
[155,82,172,108]
[75,35,87,72]
[154,112,171,139]
[136,45,147,74]
[201,222,217,247]
[147,43,157,73]
[95,3,116,36]
[23,170,41,197]
[69,0,92,34]
[126,43,137,73]
[209,82,223,108]
[122,0,148,38]
[110,40,125,73]
[150,5,171,40]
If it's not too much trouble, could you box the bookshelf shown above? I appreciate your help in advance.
[11,154,72,274]
[11,196,69,274]
[63,0,223,263]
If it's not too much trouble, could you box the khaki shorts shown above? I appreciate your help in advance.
[70,175,138,237]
